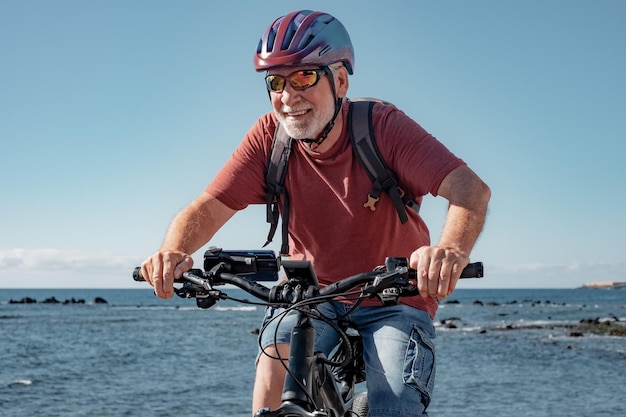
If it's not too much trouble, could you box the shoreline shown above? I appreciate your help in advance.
[580,281,626,289]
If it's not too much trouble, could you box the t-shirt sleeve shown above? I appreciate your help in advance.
[372,104,465,198]
[204,114,277,210]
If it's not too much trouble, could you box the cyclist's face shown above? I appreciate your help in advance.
[268,66,336,140]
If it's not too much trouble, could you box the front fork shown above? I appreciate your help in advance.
[254,312,347,417]
[281,313,316,405]
[254,312,318,416]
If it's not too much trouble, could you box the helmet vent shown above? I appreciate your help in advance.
[282,29,297,50]
[302,34,315,49]
[266,31,276,52]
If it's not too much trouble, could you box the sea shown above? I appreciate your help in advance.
[1,287,624,417]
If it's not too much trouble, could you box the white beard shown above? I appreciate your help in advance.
[277,95,336,140]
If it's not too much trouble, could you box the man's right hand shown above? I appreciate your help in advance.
[140,250,194,299]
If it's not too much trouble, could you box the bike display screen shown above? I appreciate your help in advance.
[203,248,279,282]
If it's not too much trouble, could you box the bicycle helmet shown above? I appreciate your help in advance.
[255,10,354,74]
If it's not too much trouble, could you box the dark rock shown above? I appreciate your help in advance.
[440,317,463,329]
[94,297,108,304]
[441,317,462,323]
[9,297,37,304]
[63,298,86,304]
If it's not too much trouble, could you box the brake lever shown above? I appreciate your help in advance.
[172,269,225,309]
[361,267,412,305]
[181,269,213,290]
[174,282,199,299]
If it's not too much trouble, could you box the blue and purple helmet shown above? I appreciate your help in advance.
[254,10,354,74]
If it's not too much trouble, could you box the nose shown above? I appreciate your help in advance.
[278,83,302,107]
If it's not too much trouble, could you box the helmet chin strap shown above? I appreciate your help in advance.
[300,66,342,151]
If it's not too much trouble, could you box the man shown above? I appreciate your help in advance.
[141,10,490,417]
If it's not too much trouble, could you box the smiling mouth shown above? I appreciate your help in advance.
[283,108,310,118]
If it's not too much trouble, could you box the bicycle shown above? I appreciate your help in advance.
[133,247,484,417]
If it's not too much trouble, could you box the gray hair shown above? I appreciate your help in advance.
[329,62,346,73]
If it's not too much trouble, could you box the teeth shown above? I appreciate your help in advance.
[284,109,308,117]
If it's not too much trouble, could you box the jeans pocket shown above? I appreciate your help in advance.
[403,324,436,406]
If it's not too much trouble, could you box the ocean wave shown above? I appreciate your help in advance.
[8,379,32,387]
[213,306,257,312]
[436,324,483,332]
[114,305,198,311]
[0,315,22,320]
[111,305,258,312]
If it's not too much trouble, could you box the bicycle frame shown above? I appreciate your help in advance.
[255,308,358,417]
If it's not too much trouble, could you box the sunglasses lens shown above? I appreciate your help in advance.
[289,70,320,90]
[266,75,285,92]
[265,70,323,93]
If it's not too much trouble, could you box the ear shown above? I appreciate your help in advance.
[335,66,349,98]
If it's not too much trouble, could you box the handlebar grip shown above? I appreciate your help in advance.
[133,267,145,282]
[460,262,483,278]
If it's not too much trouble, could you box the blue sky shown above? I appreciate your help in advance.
[1,1,624,289]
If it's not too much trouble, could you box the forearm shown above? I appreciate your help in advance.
[160,192,236,255]
[436,165,490,256]
[437,201,487,256]
[144,192,236,299]
[412,165,490,299]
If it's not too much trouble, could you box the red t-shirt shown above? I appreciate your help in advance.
[206,100,465,318]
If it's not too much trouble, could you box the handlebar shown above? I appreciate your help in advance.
[133,249,483,308]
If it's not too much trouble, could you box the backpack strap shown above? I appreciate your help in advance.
[348,100,420,224]
[264,123,292,255]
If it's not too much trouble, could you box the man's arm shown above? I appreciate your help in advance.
[141,192,236,299]
[410,165,491,300]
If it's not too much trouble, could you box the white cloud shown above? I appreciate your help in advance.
[0,248,144,288]
[0,248,139,272]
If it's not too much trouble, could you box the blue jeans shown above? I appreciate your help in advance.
[258,302,437,417]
